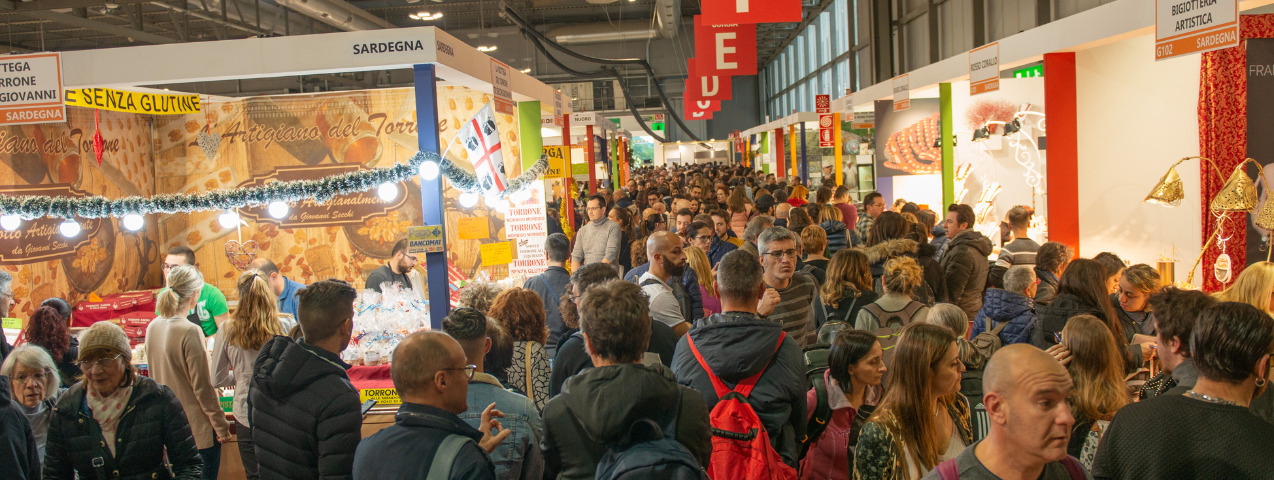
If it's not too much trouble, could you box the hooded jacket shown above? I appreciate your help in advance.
[540,363,711,479]
[352,403,495,480]
[671,312,808,467]
[820,220,850,257]
[1032,293,1103,348]
[1034,268,1060,305]
[44,375,202,480]
[939,230,994,320]
[970,288,1037,345]
[249,337,362,480]
[0,376,39,480]
[861,238,947,305]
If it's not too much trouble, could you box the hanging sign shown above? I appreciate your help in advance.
[819,114,835,147]
[969,42,1000,95]
[0,52,65,126]
[702,0,800,24]
[480,241,514,265]
[543,145,568,179]
[892,74,910,111]
[552,90,564,127]
[491,59,515,115]
[686,59,733,103]
[694,16,758,76]
[407,225,445,254]
[852,111,875,130]
[1155,0,1238,61]
[65,87,201,115]
[816,94,831,114]
[734,129,744,152]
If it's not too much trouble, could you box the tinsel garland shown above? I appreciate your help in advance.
[0,152,549,220]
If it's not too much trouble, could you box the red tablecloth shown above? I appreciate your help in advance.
[346,364,394,391]
[74,292,157,327]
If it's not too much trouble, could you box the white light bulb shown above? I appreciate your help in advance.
[378,182,399,202]
[218,210,240,229]
[510,188,532,204]
[0,215,19,231]
[420,160,440,180]
[268,201,290,219]
[122,214,144,232]
[458,192,479,208]
[490,198,510,213]
[59,219,81,238]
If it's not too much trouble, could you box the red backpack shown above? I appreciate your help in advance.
[687,332,798,480]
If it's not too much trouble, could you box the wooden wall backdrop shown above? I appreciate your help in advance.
[0,107,161,317]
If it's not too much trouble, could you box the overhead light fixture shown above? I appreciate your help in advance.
[477,45,497,52]
[218,210,241,229]
[378,182,400,202]
[459,192,480,208]
[268,201,290,219]
[521,68,531,74]
[59,219,81,238]
[409,12,443,20]
[0,215,19,231]
[420,160,440,180]
[122,214,145,232]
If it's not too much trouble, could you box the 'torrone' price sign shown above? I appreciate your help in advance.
[1155,0,1238,61]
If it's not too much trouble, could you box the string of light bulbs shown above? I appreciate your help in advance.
[0,152,550,237]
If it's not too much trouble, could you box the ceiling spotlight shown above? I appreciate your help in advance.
[268,201,290,219]
[477,46,497,52]
[420,160,440,180]
[521,68,531,74]
[218,210,240,229]
[459,192,480,208]
[0,215,19,231]
[378,182,400,202]
[59,219,81,238]
[122,214,145,232]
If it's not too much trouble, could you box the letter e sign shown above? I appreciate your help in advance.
[694,16,757,76]
[701,0,800,25]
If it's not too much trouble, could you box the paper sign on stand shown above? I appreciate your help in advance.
[0,52,65,126]
[457,217,489,240]
[892,75,910,111]
[408,225,445,254]
[543,146,568,179]
[969,42,1000,95]
[491,59,515,115]
[1155,0,1238,61]
[480,241,514,265]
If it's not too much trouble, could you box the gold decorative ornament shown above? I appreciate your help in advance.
[1210,159,1260,212]
[1144,167,1185,207]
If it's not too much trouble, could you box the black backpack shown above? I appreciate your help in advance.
[595,390,708,480]
[801,346,832,449]
[641,277,693,324]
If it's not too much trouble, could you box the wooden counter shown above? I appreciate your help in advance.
[216,407,399,480]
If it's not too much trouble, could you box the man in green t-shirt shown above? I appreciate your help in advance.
[158,245,229,337]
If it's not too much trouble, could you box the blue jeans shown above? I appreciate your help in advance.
[199,443,221,480]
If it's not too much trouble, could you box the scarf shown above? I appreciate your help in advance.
[87,384,133,456]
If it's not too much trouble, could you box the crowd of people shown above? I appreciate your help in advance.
[2,163,1274,480]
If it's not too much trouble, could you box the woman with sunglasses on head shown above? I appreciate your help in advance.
[211,269,297,480]
[43,321,202,480]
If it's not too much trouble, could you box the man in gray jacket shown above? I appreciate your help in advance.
[570,194,621,272]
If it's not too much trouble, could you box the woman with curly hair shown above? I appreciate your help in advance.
[488,287,551,411]
[458,282,505,317]
[22,299,79,385]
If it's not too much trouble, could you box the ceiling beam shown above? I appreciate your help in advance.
[5,0,154,11]
[17,10,177,44]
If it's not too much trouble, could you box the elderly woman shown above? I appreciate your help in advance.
[1,344,61,460]
[43,321,202,480]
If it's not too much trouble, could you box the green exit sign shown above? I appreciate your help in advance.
[652,122,665,132]
[1013,65,1043,78]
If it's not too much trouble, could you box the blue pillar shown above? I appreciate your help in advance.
[413,64,449,328]
[799,122,808,183]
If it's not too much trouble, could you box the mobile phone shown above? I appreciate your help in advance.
[360,399,377,416]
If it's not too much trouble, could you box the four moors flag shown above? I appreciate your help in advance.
[458,103,509,199]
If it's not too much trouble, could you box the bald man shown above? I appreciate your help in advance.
[637,231,691,336]
[922,344,1089,479]
[353,331,510,480]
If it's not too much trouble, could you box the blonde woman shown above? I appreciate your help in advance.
[1215,260,1274,314]
[212,269,297,480]
[1113,264,1163,347]
[685,246,721,316]
[855,257,930,332]
[1060,315,1129,468]
[146,264,231,480]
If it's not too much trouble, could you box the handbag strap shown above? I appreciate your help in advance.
[538,275,560,304]
[425,434,474,480]
[523,343,536,406]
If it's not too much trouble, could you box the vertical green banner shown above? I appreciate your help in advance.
[517,101,542,171]
[940,83,954,208]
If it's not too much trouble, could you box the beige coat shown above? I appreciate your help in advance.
[145,315,230,449]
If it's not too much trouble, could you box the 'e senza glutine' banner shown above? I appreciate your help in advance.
[64,87,201,115]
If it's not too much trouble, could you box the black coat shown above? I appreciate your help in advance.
[861,238,946,305]
[43,375,202,480]
[939,231,994,319]
[250,337,362,480]
[352,403,494,480]
[0,376,39,480]
[1032,293,1103,348]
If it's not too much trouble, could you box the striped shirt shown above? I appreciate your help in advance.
[995,238,1041,268]
[766,272,818,346]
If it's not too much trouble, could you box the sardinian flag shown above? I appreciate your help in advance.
[458,104,509,198]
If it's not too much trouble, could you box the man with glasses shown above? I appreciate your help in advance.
[856,192,886,241]
[353,330,510,480]
[689,221,734,267]
[364,238,417,293]
[758,227,820,347]
[570,194,622,273]
[159,246,228,337]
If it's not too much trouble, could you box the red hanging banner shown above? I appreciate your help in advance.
[694,16,758,76]
[686,58,733,102]
[702,0,801,25]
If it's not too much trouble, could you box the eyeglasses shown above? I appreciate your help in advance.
[404,253,418,262]
[76,354,122,371]
[764,249,799,259]
[441,364,477,380]
[162,263,182,270]
[13,371,46,385]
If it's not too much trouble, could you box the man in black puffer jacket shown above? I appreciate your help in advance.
[250,280,362,480]
[939,204,994,321]
[672,250,808,468]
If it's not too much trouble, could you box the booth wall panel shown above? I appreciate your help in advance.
[1074,33,1202,273]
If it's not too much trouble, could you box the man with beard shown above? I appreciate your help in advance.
[638,231,692,336]
[364,239,417,293]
